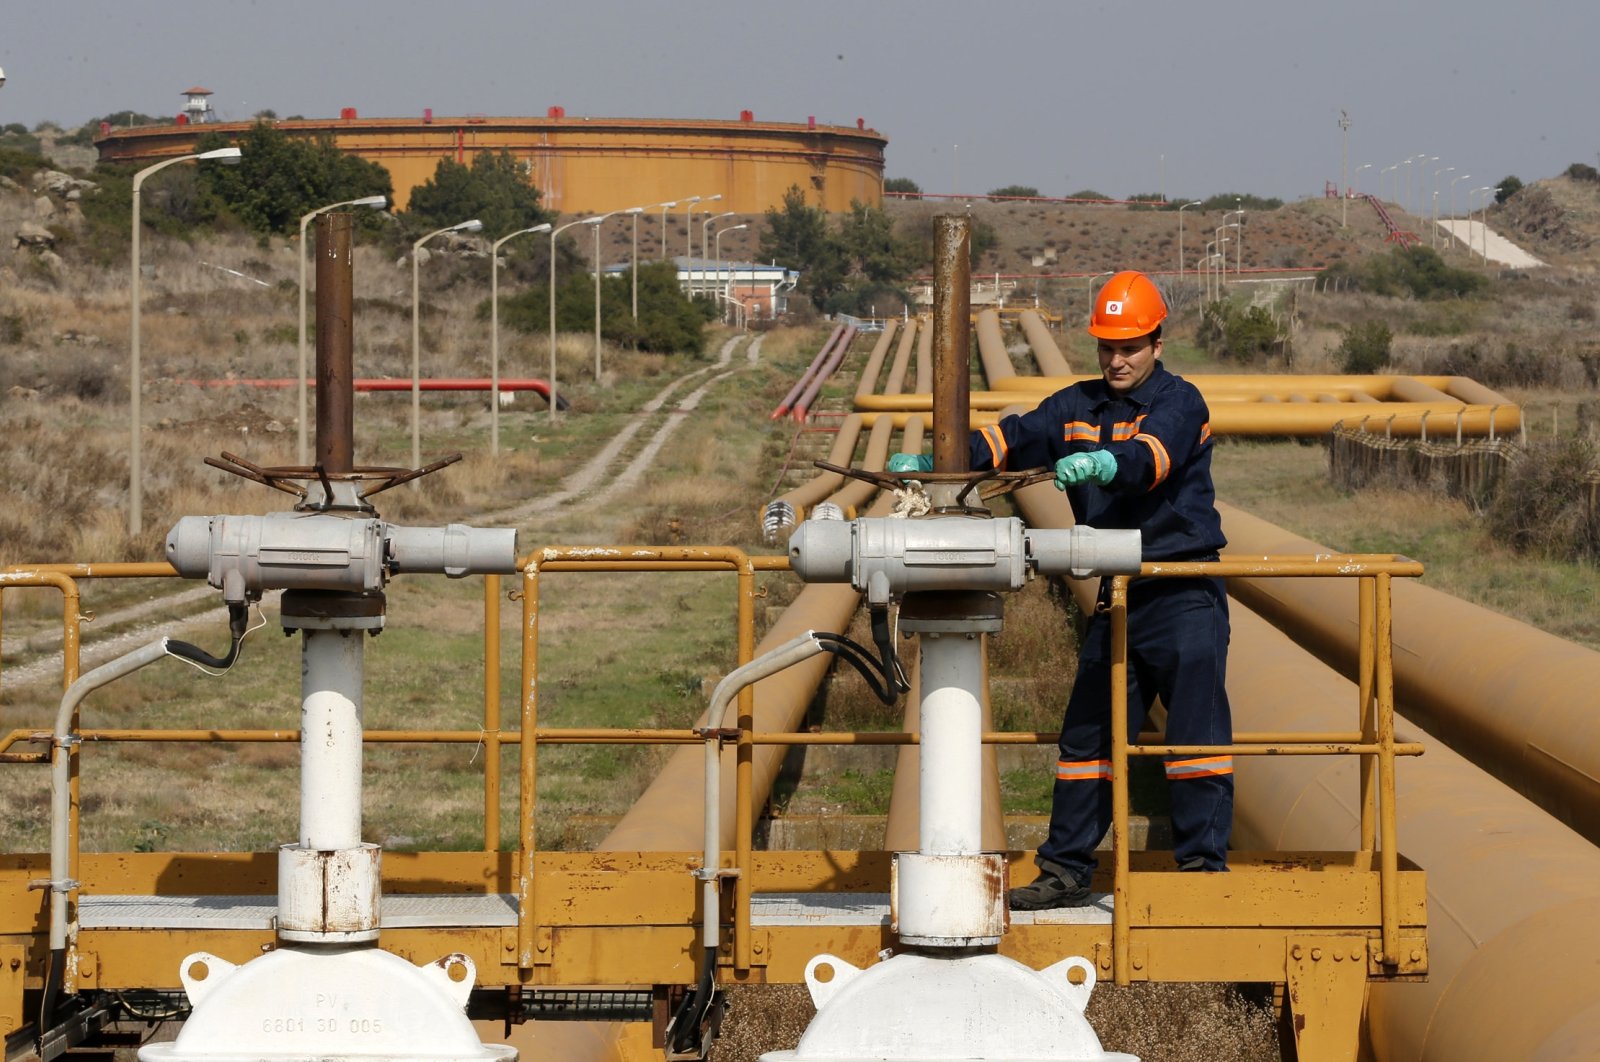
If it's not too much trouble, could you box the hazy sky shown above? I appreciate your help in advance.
[4,0,1597,208]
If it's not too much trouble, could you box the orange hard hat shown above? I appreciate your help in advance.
[1088,270,1168,340]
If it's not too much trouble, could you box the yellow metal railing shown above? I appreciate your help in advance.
[2,550,1421,989]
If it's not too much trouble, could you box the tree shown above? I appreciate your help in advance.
[988,185,1040,199]
[759,185,846,303]
[1495,177,1523,204]
[493,260,710,355]
[405,149,551,239]
[884,177,921,198]
[195,122,392,234]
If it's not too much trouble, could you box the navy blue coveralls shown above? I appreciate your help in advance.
[969,360,1233,880]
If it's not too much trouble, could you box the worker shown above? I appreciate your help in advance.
[888,270,1231,909]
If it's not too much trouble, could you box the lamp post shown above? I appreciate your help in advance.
[1177,200,1203,281]
[128,145,242,537]
[1215,221,1240,281]
[589,211,616,381]
[1338,109,1351,228]
[547,216,592,423]
[1203,241,1217,302]
[1381,164,1396,205]
[1431,165,1454,247]
[656,200,677,256]
[713,223,747,321]
[1477,187,1501,262]
[1399,157,1416,214]
[489,222,551,457]
[677,196,700,264]
[1223,209,1245,275]
[700,211,735,295]
[623,206,645,320]
[297,194,387,466]
[1214,239,1229,296]
[1416,156,1437,215]
[1446,173,1471,255]
[1354,163,1372,199]
[685,193,720,260]
[411,218,483,473]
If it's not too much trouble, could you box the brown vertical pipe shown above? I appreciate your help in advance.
[315,212,355,472]
[931,216,971,472]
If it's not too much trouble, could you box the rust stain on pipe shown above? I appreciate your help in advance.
[314,212,355,473]
[931,216,971,472]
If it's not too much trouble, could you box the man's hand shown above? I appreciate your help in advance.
[1053,450,1117,490]
[887,452,934,473]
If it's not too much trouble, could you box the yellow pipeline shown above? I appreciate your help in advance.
[1018,310,1072,376]
[1225,608,1600,1061]
[1218,502,1600,846]
[853,320,900,399]
[854,393,1520,438]
[769,413,865,518]
[1006,489,1600,1057]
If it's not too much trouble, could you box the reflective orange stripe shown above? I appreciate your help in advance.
[1064,421,1099,443]
[1164,755,1234,779]
[1057,759,1112,781]
[1198,422,1212,446]
[1111,415,1147,441]
[980,425,1008,468]
[1135,433,1171,488]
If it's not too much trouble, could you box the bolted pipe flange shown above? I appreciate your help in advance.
[898,591,1004,635]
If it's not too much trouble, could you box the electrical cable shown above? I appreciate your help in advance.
[166,601,257,675]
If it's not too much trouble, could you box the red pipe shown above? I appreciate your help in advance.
[792,326,857,422]
[771,325,845,419]
[179,377,567,407]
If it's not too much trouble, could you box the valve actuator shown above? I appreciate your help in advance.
[788,516,1140,604]
[166,512,519,603]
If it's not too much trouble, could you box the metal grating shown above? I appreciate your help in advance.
[749,892,1114,927]
[78,893,519,931]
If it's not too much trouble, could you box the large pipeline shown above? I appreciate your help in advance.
[1218,502,1600,846]
[181,377,568,407]
[791,326,860,422]
[1017,310,1073,376]
[1006,480,1600,1060]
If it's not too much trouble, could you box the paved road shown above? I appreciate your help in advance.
[1434,220,1545,268]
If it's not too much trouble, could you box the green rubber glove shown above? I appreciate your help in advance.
[1054,450,1117,490]
[887,452,934,473]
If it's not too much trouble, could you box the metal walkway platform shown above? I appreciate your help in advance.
[78,893,519,931]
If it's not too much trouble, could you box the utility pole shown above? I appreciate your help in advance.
[1339,110,1351,228]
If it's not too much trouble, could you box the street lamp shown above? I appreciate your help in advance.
[1215,221,1240,281]
[547,216,594,423]
[589,211,617,381]
[411,218,483,473]
[128,145,242,536]
[1202,241,1217,302]
[1475,187,1501,262]
[1177,201,1203,282]
[655,201,677,254]
[297,194,387,465]
[1354,163,1373,198]
[1431,165,1454,247]
[713,223,747,320]
[490,223,552,457]
[684,193,720,260]
[1415,156,1437,215]
[622,206,646,320]
[1381,164,1397,204]
[700,211,735,295]
[1222,210,1245,275]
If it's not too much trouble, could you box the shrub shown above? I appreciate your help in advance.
[1335,320,1392,374]
[988,185,1040,199]
[1317,246,1484,300]
[1487,436,1600,561]
[883,177,921,198]
[1198,301,1289,364]
[1495,176,1522,203]
[1566,163,1600,183]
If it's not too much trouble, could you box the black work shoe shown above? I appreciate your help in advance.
[1008,866,1092,910]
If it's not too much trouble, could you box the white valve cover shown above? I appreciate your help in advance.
[761,951,1137,1061]
[138,947,515,1062]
